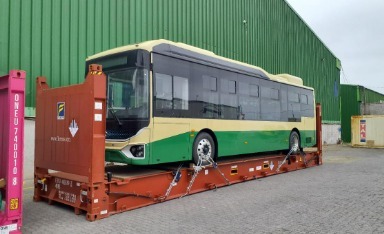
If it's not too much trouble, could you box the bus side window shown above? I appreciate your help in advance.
[202,75,219,118]
[288,90,300,121]
[238,79,260,120]
[260,84,281,121]
[250,84,259,97]
[173,76,189,110]
[203,75,217,91]
[288,92,300,103]
[300,94,308,104]
[155,73,173,110]
[270,88,279,100]
[220,79,237,119]
[300,91,314,117]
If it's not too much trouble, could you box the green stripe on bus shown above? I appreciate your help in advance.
[216,130,316,157]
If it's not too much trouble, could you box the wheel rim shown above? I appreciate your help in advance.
[197,138,212,161]
[290,134,299,151]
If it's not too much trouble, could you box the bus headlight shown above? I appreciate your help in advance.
[130,145,145,158]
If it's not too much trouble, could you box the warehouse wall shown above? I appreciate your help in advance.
[340,85,359,143]
[340,84,384,143]
[358,86,384,104]
[322,124,341,145]
[0,0,340,121]
[361,103,384,115]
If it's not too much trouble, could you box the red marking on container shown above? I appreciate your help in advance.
[360,120,366,142]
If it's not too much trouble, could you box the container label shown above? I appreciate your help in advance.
[50,136,71,143]
[0,224,17,233]
[94,114,102,122]
[95,102,103,110]
[360,120,366,142]
[58,191,77,204]
[55,178,77,203]
[269,161,275,170]
[57,102,65,120]
[11,93,22,187]
[69,119,79,137]
[9,198,18,210]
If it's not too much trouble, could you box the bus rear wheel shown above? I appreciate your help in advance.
[289,131,300,154]
[192,132,216,166]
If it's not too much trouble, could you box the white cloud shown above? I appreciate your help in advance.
[286,0,384,93]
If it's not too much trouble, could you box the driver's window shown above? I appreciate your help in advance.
[108,77,132,109]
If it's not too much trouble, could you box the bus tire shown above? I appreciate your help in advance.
[192,132,216,166]
[289,131,300,154]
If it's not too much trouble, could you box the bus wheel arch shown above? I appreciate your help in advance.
[192,129,217,165]
[289,129,301,154]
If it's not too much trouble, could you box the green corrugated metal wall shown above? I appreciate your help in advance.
[340,85,360,143]
[0,0,340,120]
[340,84,384,142]
[358,86,384,103]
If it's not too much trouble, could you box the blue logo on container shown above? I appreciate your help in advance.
[57,102,65,120]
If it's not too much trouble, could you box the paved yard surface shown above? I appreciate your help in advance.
[22,145,384,233]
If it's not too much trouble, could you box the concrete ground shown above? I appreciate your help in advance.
[20,138,384,233]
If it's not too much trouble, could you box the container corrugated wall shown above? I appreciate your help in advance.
[0,0,340,120]
[351,115,384,148]
[340,84,384,142]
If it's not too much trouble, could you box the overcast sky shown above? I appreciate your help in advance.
[286,0,384,94]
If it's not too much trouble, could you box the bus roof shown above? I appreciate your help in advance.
[87,39,312,89]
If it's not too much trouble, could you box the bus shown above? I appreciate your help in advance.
[86,39,316,166]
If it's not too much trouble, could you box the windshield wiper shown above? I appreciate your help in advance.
[107,103,123,126]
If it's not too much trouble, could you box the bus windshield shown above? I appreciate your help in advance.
[107,68,149,119]
[86,49,150,140]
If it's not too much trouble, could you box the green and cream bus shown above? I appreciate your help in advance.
[86,39,316,165]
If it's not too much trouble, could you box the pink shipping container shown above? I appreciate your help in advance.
[0,70,25,233]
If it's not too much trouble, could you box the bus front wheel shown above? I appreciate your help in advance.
[192,132,216,166]
[289,131,300,154]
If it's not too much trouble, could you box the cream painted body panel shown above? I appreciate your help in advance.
[151,117,316,142]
